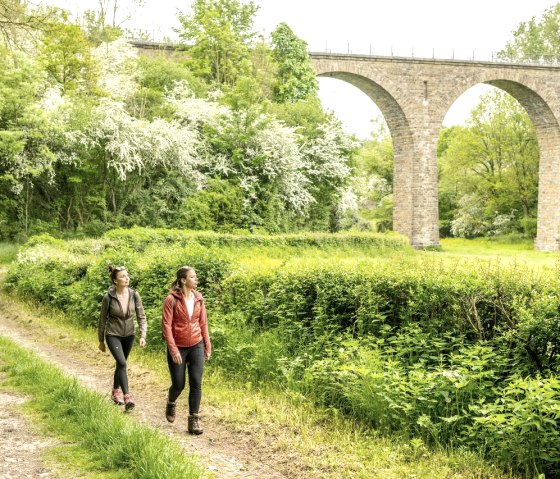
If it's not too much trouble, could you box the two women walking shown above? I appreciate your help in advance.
[98,265,211,434]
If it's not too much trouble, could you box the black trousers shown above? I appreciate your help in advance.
[106,335,134,394]
[167,341,205,414]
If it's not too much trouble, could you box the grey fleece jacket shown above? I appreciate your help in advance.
[98,286,147,342]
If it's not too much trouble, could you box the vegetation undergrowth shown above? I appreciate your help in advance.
[6,229,560,478]
[0,336,207,479]
[40,443,122,479]
[439,237,560,270]
[0,288,520,479]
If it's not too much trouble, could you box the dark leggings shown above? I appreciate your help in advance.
[167,341,205,414]
[106,335,134,394]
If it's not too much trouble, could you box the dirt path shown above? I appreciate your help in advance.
[0,295,289,479]
[0,378,59,479]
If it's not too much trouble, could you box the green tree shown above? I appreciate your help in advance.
[437,125,464,236]
[248,37,277,101]
[351,119,393,232]
[131,54,207,120]
[270,22,318,103]
[182,178,244,231]
[266,96,328,138]
[176,0,258,86]
[0,0,58,48]
[439,90,538,238]
[499,4,560,63]
[0,48,75,238]
[39,15,97,94]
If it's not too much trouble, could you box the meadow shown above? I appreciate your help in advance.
[4,228,560,478]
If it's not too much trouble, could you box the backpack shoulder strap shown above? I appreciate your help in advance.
[130,288,139,306]
[106,294,112,321]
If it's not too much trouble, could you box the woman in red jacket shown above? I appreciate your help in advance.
[161,266,212,434]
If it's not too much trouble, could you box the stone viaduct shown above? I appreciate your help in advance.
[309,53,560,251]
[129,42,560,251]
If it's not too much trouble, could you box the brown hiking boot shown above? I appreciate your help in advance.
[111,388,124,405]
[165,401,176,423]
[124,393,135,412]
[188,413,203,435]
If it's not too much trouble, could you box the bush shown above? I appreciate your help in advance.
[6,227,560,477]
[467,376,560,478]
[102,227,410,252]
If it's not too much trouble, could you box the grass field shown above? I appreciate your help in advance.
[226,237,560,283]
[437,237,560,270]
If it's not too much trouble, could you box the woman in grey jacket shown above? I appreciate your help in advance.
[98,265,147,411]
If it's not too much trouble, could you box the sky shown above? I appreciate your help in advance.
[49,0,559,138]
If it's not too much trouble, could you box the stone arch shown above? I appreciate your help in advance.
[485,80,560,251]
[443,77,560,250]
[310,53,560,250]
[317,71,415,240]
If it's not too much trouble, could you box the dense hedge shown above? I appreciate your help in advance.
[217,263,560,477]
[7,236,234,346]
[222,262,558,348]
[5,229,560,477]
[102,227,410,251]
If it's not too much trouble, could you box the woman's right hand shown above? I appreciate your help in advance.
[98,341,106,353]
[172,351,182,364]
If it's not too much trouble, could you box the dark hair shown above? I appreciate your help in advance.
[171,265,195,290]
[108,265,126,285]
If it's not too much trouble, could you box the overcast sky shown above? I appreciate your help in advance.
[49,0,559,137]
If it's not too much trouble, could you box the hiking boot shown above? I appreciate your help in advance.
[124,393,135,412]
[111,388,124,405]
[188,413,203,435]
[165,401,176,423]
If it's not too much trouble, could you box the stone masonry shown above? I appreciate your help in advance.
[310,53,560,251]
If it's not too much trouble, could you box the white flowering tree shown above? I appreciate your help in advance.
[92,37,139,101]
[300,118,359,230]
[68,97,203,221]
[85,99,201,181]
[165,82,318,229]
[0,50,74,236]
[1,28,361,237]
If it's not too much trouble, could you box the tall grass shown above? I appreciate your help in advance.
[438,237,560,271]
[0,336,207,479]
[0,242,18,264]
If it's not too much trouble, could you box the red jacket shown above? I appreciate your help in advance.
[161,289,211,358]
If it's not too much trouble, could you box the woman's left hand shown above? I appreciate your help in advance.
[139,338,146,348]
[204,351,211,361]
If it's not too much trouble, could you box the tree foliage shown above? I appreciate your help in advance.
[270,22,318,103]
[0,0,363,239]
[177,0,257,86]
[499,4,560,63]
[39,15,97,94]
[352,119,393,232]
[439,90,538,238]
[0,0,58,49]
